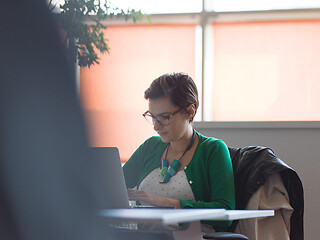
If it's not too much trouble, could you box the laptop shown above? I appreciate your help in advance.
[89,147,130,209]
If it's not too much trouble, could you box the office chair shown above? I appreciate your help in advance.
[204,146,304,240]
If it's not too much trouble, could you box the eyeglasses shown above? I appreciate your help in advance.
[142,108,182,126]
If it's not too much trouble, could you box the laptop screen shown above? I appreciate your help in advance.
[89,147,130,209]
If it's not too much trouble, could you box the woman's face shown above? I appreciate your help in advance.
[148,96,190,143]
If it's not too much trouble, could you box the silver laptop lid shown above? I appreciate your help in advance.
[89,147,130,209]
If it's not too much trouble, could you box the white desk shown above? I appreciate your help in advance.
[100,209,274,240]
[100,209,226,225]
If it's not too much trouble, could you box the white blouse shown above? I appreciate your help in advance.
[138,167,196,205]
[137,167,215,235]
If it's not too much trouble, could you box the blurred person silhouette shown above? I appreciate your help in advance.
[0,0,109,239]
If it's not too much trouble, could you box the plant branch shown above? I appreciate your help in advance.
[51,0,145,68]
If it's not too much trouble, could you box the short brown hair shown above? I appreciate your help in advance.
[144,72,199,121]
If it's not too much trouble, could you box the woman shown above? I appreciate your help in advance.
[123,72,235,232]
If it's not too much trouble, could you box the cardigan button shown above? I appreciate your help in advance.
[189,180,193,184]
[184,166,187,170]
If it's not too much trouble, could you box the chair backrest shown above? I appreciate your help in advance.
[228,146,304,240]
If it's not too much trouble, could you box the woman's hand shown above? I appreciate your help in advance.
[127,188,181,208]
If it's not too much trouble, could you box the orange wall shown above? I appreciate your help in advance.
[80,24,196,161]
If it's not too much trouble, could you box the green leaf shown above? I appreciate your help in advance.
[51,0,146,68]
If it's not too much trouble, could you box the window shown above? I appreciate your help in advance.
[210,20,320,121]
[81,24,196,161]
[211,0,320,12]
[80,2,320,160]
[111,0,202,14]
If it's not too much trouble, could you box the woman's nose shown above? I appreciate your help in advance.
[153,119,162,131]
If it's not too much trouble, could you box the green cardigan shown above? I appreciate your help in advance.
[123,132,235,230]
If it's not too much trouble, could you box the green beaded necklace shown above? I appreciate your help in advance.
[160,129,197,183]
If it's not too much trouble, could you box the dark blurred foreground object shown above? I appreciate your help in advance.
[0,0,109,239]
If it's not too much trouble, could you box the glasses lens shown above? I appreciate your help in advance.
[143,113,170,126]
[157,116,170,126]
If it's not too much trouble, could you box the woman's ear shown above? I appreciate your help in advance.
[185,104,196,121]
